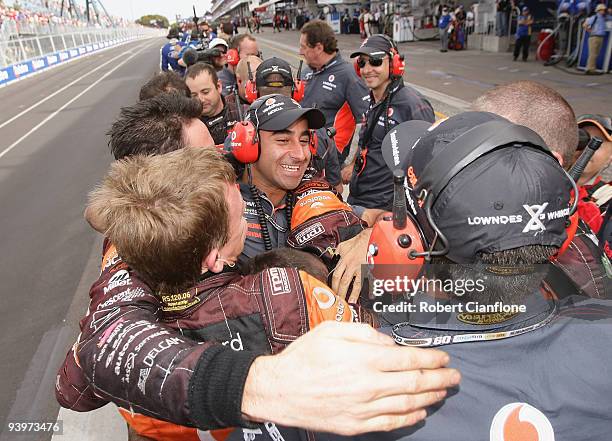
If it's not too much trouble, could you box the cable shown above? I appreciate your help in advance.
[247,165,273,251]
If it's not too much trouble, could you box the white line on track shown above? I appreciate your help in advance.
[0,40,150,130]
[0,40,154,161]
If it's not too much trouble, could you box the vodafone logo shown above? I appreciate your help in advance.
[490,403,554,441]
[313,286,335,309]
[328,74,335,82]
[387,107,394,117]
[265,97,276,106]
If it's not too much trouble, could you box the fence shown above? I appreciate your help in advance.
[0,21,160,68]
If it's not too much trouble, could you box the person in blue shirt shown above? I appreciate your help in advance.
[513,6,534,61]
[160,28,185,73]
[439,7,452,52]
[584,3,610,74]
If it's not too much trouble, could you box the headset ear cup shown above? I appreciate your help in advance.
[354,59,361,77]
[293,80,305,102]
[245,80,258,103]
[309,130,318,156]
[229,121,259,163]
[227,48,240,66]
[391,53,405,77]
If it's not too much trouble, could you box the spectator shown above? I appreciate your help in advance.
[439,6,452,52]
[583,4,610,74]
[466,4,476,34]
[513,6,533,61]
[496,0,510,36]
[363,8,373,37]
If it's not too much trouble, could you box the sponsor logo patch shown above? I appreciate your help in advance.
[269,268,291,295]
[490,403,554,441]
[295,222,325,245]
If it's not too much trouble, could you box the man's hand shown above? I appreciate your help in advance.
[341,164,354,184]
[241,322,460,435]
[332,228,372,303]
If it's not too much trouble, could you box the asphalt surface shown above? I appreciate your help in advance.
[0,37,162,441]
[255,29,612,116]
[1,28,608,441]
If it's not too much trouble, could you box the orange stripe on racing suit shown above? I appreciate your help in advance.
[300,270,354,326]
[291,190,352,229]
[333,101,357,154]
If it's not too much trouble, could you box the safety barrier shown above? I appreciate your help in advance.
[0,25,161,87]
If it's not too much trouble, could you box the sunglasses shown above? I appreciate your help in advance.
[357,57,384,68]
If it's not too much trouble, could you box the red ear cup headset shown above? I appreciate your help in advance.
[245,78,258,103]
[368,119,579,270]
[228,95,316,164]
[354,35,405,78]
[292,78,305,102]
[226,48,239,66]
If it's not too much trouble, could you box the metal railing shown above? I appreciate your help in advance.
[0,22,159,68]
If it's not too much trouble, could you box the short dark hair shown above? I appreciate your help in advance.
[186,62,219,83]
[108,93,202,160]
[138,71,190,101]
[240,249,329,283]
[301,20,338,54]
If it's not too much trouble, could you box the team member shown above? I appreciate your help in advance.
[64,146,366,440]
[472,80,610,298]
[347,35,435,213]
[160,27,184,73]
[57,99,460,437]
[250,112,612,441]
[235,55,262,104]
[299,20,370,160]
[185,62,241,145]
[219,34,260,96]
[138,71,190,101]
[253,57,342,192]
[513,6,533,62]
[574,113,611,257]
[583,4,610,74]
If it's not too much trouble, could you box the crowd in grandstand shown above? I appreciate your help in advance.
[0,0,128,32]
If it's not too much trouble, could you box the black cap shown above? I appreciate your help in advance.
[382,112,573,263]
[166,28,179,39]
[255,57,294,88]
[246,94,325,131]
[350,34,394,58]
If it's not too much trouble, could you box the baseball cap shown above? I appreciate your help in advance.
[595,3,606,12]
[166,28,179,39]
[382,112,573,263]
[350,34,393,59]
[255,57,294,88]
[246,94,325,131]
[577,114,612,142]
[522,6,529,12]
[209,37,229,50]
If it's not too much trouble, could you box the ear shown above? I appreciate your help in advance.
[551,151,564,167]
[202,248,224,274]
[217,80,223,94]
